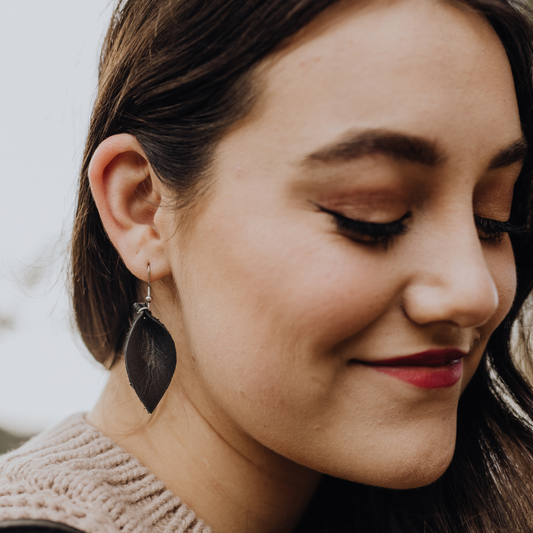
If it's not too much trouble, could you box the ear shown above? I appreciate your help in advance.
[89,134,170,282]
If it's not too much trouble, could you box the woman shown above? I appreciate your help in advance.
[1,0,533,531]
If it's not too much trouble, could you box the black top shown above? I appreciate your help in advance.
[0,520,85,533]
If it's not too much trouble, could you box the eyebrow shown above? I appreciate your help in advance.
[303,130,445,167]
[302,129,528,171]
[488,138,528,170]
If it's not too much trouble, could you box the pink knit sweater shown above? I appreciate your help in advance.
[0,414,212,533]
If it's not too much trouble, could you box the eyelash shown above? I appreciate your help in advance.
[318,206,525,247]
[474,216,525,243]
[318,206,411,248]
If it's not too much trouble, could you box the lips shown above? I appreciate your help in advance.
[354,349,466,389]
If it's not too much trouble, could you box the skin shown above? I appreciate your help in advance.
[88,0,524,531]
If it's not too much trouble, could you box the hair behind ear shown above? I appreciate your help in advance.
[71,185,137,366]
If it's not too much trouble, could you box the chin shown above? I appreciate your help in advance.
[323,428,457,490]
[367,444,455,490]
[384,459,452,490]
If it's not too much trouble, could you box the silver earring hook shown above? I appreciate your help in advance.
[145,264,152,310]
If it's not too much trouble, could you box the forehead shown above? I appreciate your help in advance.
[243,0,520,166]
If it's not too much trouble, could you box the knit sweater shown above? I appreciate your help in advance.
[0,414,212,533]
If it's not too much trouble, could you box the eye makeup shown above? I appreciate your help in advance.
[475,216,526,243]
[316,204,411,247]
[316,203,527,249]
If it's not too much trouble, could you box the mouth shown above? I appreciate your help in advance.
[350,349,467,389]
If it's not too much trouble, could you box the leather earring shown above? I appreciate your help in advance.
[124,264,177,413]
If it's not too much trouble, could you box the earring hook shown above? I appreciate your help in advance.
[145,264,152,310]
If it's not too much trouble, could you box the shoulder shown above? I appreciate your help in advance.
[0,415,210,533]
[0,414,121,533]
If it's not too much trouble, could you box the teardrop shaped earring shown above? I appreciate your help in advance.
[124,264,177,413]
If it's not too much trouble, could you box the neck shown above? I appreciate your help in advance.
[88,362,321,533]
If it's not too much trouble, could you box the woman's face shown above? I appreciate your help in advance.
[156,0,523,488]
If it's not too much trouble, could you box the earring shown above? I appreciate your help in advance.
[124,264,177,413]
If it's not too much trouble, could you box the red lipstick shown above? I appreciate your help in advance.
[359,349,466,389]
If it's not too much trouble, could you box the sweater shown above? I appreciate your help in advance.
[0,414,212,533]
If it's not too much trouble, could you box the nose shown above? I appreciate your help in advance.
[402,225,500,329]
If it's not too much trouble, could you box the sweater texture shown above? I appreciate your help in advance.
[0,414,212,533]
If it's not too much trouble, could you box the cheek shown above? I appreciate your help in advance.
[177,206,399,416]
[486,238,517,327]
[462,239,517,387]
[184,209,393,349]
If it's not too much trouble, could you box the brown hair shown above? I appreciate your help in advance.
[71,0,354,366]
[71,0,533,530]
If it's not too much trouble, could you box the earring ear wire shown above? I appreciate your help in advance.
[137,264,153,312]
[124,263,177,413]
[145,263,152,309]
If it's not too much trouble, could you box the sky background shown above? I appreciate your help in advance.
[0,1,116,435]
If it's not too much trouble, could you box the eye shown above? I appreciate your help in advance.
[317,204,411,248]
[474,215,526,244]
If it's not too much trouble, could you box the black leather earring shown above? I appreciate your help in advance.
[124,264,177,413]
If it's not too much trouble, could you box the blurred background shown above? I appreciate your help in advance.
[0,1,116,451]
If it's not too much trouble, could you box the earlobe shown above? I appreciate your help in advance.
[88,133,169,281]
